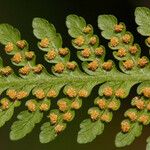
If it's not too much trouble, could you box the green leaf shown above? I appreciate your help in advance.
[0,102,18,128]
[0,13,148,147]
[0,24,21,44]
[115,122,142,147]
[135,7,150,36]
[32,17,62,49]
[10,110,43,140]
[77,119,104,144]
[39,122,57,143]
[66,14,86,38]
[98,15,117,39]
[146,137,150,150]
[33,18,56,39]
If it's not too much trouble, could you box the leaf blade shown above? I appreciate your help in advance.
[0,24,21,44]
[135,7,150,36]
[66,14,86,38]
[115,122,142,147]
[10,110,43,140]
[77,119,104,144]
[98,15,117,39]
[0,102,15,127]
[39,122,57,143]
[32,17,62,50]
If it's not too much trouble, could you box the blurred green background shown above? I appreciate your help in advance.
[0,0,149,150]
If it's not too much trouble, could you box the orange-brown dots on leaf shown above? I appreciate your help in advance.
[6,89,17,100]
[53,63,65,74]
[1,98,9,110]
[103,87,113,97]
[110,37,119,47]
[122,34,131,44]
[11,53,22,64]
[66,62,76,70]
[129,45,138,55]
[117,48,126,57]
[142,87,150,98]
[58,48,69,56]
[49,113,58,124]
[78,89,88,98]
[89,36,97,45]
[115,89,125,98]
[114,23,124,32]
[89,110,99,121]
[17,91,28,100]
[1,66,12,76]
[1,101,9,109]
[81,48,91,58]
[57,100,68,112]
[66,87,77,98]
[88,60,99,71]
[71,101,80,110]
[34,89,45,99]
[102,61,113,71]
[25,51,35,60]
[5,42,14,53]
[146,37,150,45]
[54,124,65,133]
[33,64,43,74]
[47,90,57,98]
[138,57,148,68]
[95,47,104,56]
[121,120,130,133]
[126,111,137,121]
[123,60,134,70]
[97,99,106,109]
[100,113,110,122]
[108,101,118,110]
[46,49,56,60]
[74,36,85,47]
[19,65,30,75]
[63,112,73,122]
[26,101,36,112]
[82,25,92,34]
[147,102,150,110]
[135,99,145,110]
[39,38,49,48]
[40,103,49,111]
[138,114,149,125]
[16,40,26,49]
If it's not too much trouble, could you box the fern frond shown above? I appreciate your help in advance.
[97,14,150,148]
[135,7,150,149]
[65,14,149,144]
[0,7,148,149]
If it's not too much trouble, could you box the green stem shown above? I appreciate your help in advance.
[0,72,149,89]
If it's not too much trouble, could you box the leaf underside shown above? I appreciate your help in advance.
[0,6,148,150]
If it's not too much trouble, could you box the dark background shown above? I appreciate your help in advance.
[0,0,150,150]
